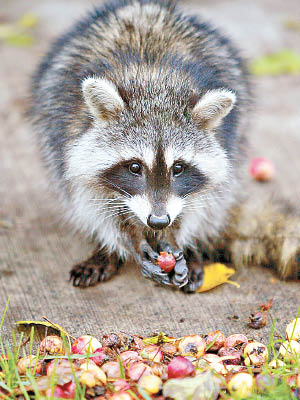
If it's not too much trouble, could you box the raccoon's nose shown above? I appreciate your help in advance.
[147,214,170,230]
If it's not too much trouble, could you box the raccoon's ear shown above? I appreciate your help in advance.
[191,89,236,130]
[82,77,124,121]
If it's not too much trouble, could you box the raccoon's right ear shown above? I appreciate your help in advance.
[82,77,124,121]
[191,89,236,130]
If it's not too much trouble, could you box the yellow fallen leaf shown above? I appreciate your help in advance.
[16,320,71,341]
[197,263,240,293]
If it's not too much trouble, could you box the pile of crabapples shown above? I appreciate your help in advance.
[6,318,300,399]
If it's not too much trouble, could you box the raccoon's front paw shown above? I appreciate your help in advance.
[181,252,204,293]
[70,252,121,288]
[141,242,188,287]
[141,259,172,286]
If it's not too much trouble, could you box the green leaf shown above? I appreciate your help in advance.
[116,354,126,379]
[0,298,10,331]
[250,50,300,76]
[128,389,140,400]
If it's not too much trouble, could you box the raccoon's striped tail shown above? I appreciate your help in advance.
[225,198,300,280]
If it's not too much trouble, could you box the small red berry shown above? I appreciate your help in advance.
[157,252,176,272]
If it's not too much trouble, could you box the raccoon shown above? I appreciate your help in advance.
[31,0,300,292]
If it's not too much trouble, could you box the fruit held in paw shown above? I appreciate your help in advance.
[250,157,274,181]
[157,252,176,272]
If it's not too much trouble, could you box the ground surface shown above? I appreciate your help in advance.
[0,0,300,343]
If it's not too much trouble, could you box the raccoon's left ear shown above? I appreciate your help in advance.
[191,89,236,130]
[82,77,124,121]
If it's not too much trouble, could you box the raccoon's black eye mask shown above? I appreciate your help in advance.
[171,163,208,197]
[99,159,208,199]
[99,159,146,197]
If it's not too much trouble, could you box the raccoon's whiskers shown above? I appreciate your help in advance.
[99,176,132,198]
[101,209,131,222]
[90,198,124,202]
[95,207,126,213]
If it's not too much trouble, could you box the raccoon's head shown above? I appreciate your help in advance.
[67,76,236,232]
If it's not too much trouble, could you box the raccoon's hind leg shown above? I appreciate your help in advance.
[70,248,123,287]
[225,199,300,280]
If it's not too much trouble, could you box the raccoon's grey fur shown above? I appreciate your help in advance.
[31,0,299,290]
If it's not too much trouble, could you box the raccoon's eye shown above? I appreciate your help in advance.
[173,163,184,177]
[129,162,142,175]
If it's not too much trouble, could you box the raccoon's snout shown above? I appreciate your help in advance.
[147,214,170,230]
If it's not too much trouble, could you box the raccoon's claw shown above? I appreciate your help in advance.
[141,241,188,288]
[172,258,189,287]
[70,253,121,288]
[70,264,103,287]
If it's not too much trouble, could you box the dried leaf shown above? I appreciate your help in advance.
[197,263,239,293]
[16,320,70,341]
[250,50,300,75]
[143,332,177,345]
